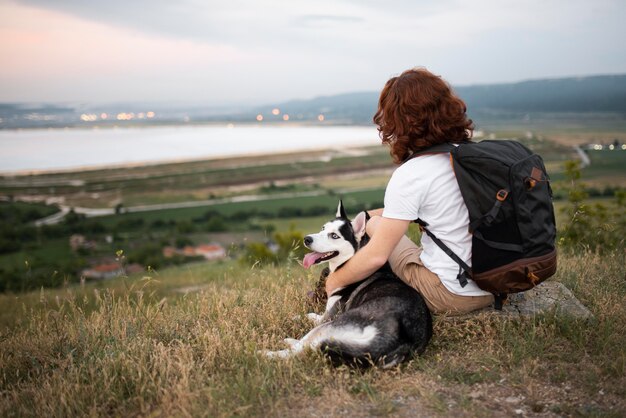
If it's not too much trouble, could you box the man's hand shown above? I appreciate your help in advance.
[325,270,341,295]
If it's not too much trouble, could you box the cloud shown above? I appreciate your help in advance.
[13,0,625,54]
[3,0,625,103]
[15,0,365,47]
[295,14,364,28]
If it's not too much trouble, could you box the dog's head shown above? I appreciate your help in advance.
[302,200,367,272]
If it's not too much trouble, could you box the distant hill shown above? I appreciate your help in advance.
[1,74,625,129]
[258,92,377,123]
[256,74,626,124]
[456,74,626,112]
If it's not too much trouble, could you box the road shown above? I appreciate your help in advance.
[574,145,591,168]
[34,189,334,226]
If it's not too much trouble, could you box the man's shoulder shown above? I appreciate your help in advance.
[387,154,448,196]
[395,153,451,177]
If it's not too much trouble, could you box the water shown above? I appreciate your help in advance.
[0,125,380,173]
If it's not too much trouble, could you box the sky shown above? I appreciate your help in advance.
[1,0,625,105]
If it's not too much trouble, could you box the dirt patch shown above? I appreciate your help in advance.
[273,365,624,417]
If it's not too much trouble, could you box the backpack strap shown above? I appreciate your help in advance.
[415,219,471,288]
[408,143,470,288]
[494,293,507,310]
[419,218,506,309]
[404,143,456,162]
[468,189,509,232]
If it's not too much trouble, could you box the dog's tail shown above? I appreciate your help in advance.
[317,317,406,368]
[320,340,414,368]
[319,341,373,368]
[318,306,431,367]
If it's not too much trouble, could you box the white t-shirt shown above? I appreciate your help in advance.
[383,153,491,296]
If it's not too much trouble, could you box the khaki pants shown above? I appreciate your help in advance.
[388,236,494,315]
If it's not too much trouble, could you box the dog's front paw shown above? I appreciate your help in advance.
[306,313,323,324]
[261,349,292,359]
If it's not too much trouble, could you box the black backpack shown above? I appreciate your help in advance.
[410,140,557,309]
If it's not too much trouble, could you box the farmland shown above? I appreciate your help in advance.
[1,132,624,292]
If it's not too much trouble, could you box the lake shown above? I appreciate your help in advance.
[0,125,380,173]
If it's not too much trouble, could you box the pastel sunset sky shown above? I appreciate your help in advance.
[1,0,624,104]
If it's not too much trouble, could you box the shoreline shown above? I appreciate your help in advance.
[0,120,369,133]
[0,142,385,177]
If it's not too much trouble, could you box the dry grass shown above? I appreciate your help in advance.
[1,250,625,417]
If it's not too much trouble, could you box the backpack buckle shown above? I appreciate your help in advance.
[496,189,509,201]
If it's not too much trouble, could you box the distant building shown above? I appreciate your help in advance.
[162,246,178,258]
[125,263,144,275]
[69,234,97,252]
[162,243,227,261]
[81,263,124,280]
[195,244,227,260]
[182,245,197,257]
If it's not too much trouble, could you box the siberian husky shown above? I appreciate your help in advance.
[263,201,432,367]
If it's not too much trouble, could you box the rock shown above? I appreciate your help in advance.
[503,281,594,320]
[463,281,595,320]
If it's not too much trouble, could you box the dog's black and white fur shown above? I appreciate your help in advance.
[263,201,432,367]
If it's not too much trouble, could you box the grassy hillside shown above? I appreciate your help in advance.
[0,248,624,417]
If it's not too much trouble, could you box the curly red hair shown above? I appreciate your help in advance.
[373,68,474,164]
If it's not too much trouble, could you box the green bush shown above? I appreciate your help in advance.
[273,228,307,261]
[127,242,167,269]
[558,160,625,252]
[175,236,193,248]
[0,257,87,293]
[175,220,195,234]
[205,216,228,232]
[240,242,278,266]
[0,223,41,254]
[240,228,307,266]
[116,218,145,230]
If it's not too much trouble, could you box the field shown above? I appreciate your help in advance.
[2,133,623,287]
[0,250,624,416]
[0,146,393,209]
[0,130,625,416]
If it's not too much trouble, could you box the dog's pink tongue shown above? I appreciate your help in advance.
[303,252,324,269]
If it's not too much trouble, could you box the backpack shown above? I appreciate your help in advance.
[410,140,558,309]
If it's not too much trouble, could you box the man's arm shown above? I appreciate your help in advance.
[325,216,410,295]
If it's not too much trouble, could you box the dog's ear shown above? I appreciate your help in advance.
[336,200,347,219]
[351,211,367,242]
